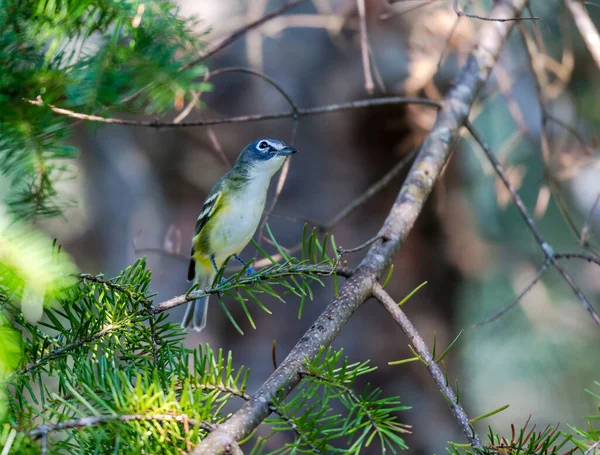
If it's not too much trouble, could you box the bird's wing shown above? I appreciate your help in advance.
[188,185,224,281]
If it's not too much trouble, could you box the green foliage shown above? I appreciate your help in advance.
[0,230,410,454]
[447,419,575,455]
[0,207,77,321]
[260,348,411,454]
[1,258,247,454]
[187,224,342,334]
[0,0,211,219]
[569,382,600,454]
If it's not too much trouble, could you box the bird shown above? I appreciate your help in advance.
[182,138,297,331]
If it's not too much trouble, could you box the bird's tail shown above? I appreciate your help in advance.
[182,258,215,331]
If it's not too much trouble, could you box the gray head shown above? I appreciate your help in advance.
[235,138,297,177]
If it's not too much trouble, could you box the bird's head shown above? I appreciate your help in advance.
[236,138,297,177]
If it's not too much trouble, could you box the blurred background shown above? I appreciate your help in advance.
[38,0,600,453]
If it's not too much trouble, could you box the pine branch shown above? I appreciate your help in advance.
[151,263,352,314]
[27,413,216,439]
[192,1,528,452]
[18,323,121,376]
[11,260,350,379]
[78,273,152,305]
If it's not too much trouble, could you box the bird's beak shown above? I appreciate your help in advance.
[276,146,297,156]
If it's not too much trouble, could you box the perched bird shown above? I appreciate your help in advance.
[182,138,297,331]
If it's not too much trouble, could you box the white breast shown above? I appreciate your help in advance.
[212,172,271,263]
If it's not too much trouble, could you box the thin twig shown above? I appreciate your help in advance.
[325,148,419,228]
[453,0,540,22]
[78,273,151,304]
[28,96,440,128]
[555,252,600,267]
[472,258,551,328]
[584,440,600,455]
[173,90,202,124]
[437,15,463,70]
[207,127,232,168]
[337,234,386,255]
[466,121,600,326]
[207,67,299,112]
[18,323,120,375]
[184,0,309,68]
[357,0,375,94]
[580,193,600,248]
[518,24,594,247]
[372,283,481,448]
[545,113,594,156]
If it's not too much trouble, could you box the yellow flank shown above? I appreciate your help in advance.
[192,254,213,271]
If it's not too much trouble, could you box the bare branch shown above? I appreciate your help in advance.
[184,0,309,68]
[453,0,540,22]
[191,1,528,452]
[580,193,600,248]
[555,252,600,267]
[207,67,299,113]
[465,121,600,326]
[325,148,419,228]
[472,258,551,328]
[357,0,375,94]
[372,283,480,447]
[28,96,439,128]
[566,0,600,71]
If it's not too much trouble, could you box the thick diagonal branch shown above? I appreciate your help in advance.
[191,1,528,453]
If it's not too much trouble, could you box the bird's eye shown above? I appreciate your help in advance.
[258,141,269,150]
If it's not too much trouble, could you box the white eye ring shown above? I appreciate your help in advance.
[258,141,269,150]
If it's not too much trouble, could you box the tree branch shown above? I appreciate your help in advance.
[465,121,600,326]
[372,283,480,447]
[565,0,600,71]
[191,1,528,453]
[27,96,440,128]
[184,0,309,68]
[13,264,352,378]
[472,258,551,328]
[324,148,419,229]
[357,0,375,94]
[27,413,216,439]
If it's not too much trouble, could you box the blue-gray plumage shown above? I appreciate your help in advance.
[182,138,297,331]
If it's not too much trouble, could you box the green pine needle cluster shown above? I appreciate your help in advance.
[0,226,412,454]
[569,382,600,454]
[0,0,211,219]
[448,420,575,455]
[261,347,411,454]
[187,225,344,334]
